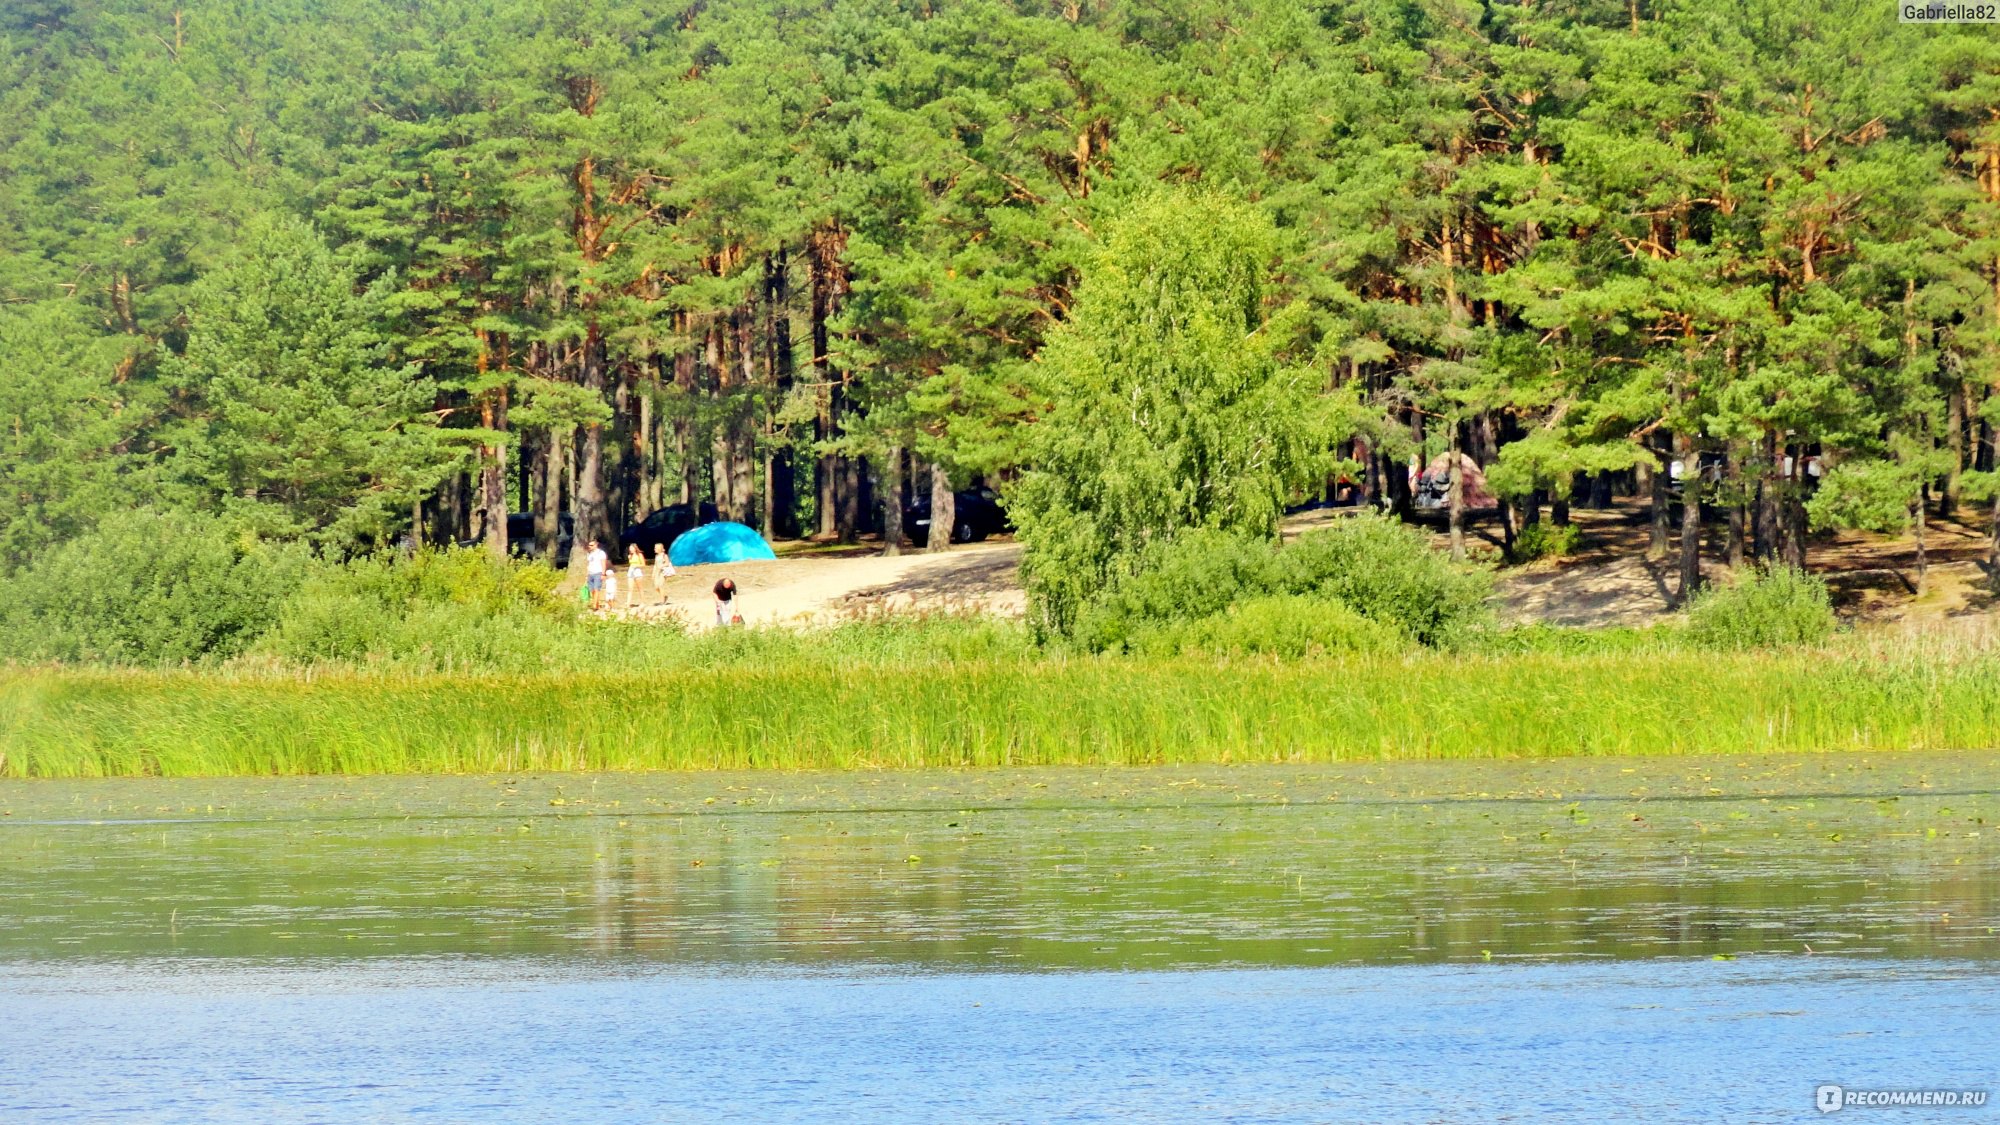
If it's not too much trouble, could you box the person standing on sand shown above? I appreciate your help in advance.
[626,545,644,608]
[585,539,609,611]
[713,577,739,627]
[654,543,674,603]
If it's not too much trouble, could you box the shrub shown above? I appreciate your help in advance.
[1274,515,1492,646]
[1065,516,1489,652]
[255,549,577,670]
[1509,522,1580,563]
[1685,565,1837,650]
[0,509,311,665]
[1130,595,1410,659]
[1070,529,1280,652]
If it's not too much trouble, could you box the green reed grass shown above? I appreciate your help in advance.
[6,642,2000,777]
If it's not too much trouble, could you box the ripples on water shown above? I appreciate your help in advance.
[1,753,1995,1121]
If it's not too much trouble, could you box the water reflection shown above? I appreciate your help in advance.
[2,753,1994,966]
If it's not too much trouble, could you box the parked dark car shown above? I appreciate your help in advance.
[619,500,717,556]
[457,512,573,559]
[507,512,573,560]
[905,487,1009,546]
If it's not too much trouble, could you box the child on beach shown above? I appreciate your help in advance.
[654,543,674,603]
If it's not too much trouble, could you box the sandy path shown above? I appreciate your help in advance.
[602,541,1024,628]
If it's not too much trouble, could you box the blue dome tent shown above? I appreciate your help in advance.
[667,521,777,567]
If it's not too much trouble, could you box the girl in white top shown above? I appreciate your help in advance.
[653,544,674,602]
[625,546,644,607]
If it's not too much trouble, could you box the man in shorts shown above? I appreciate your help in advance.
[585,539,609,611]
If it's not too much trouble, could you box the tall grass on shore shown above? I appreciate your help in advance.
[7,637,1999,777]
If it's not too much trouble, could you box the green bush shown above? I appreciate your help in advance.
[1130,595,1410,658]
[313,548,566,615]
[1509,522,1581,563]
[1066,516,1489,652]
[255,549,580,671]
[1274,515,1492,646]
[0,509,311,665]
[1685,565,1837,650]
[1070,529,1281,652]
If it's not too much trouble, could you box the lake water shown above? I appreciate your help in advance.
[2,754,1995,1121]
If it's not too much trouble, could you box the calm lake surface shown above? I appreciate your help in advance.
[2,753,1996,1122]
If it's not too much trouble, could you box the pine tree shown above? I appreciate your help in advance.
[161,216,453,549]
[0,300,150,570]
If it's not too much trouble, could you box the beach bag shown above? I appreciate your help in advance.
[577,584,591,607]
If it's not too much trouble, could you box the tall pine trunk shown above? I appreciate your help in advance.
[609,368,634,534]
[1754,431,1780,561]
[817,438,838,538]
[1779,448,1807,570]
[479,385,509,560]
[571,327,609,574]
[810,226,849,540]
[1945,380,1966,518]
[1648,434,1672,560]
[730,305,757,523]
[766,250,798,538]
[839,455,862,543]
[706,318,734,521]
[928,462,954,553]
[638,386,659,515]
[441,471,464,544]
[880,447,904,557]
[1724,443,1745,569]
[533,429,562,560]
[1676,429,1701,600]
[565,75,609,571]
[1914,493,1929,592]
[674,339,697,506]
[1446,424,1466,561]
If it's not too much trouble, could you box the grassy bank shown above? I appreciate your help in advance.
[6,638,1999,777]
